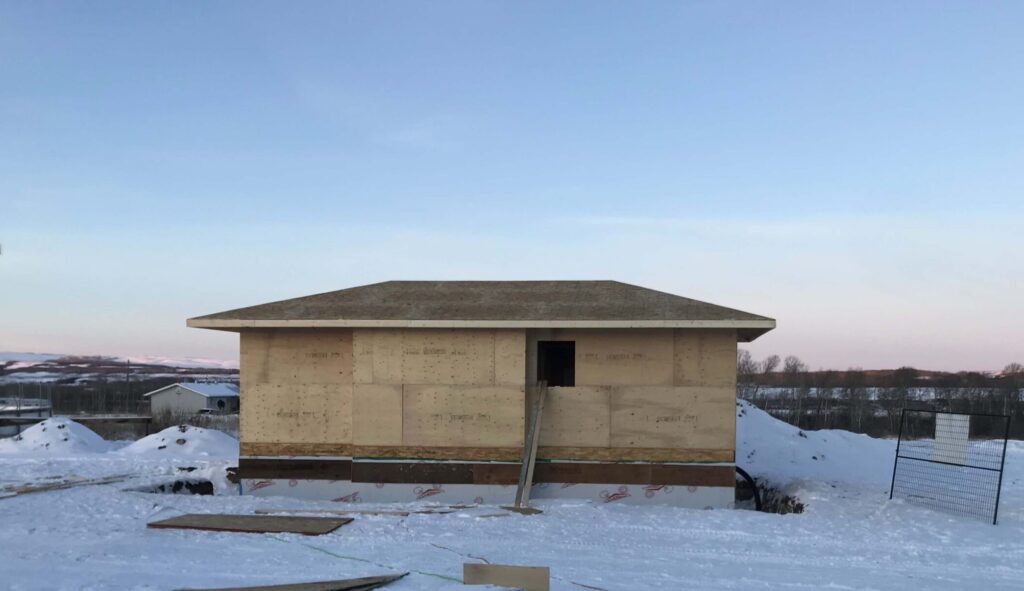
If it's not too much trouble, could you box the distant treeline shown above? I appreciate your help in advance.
[738,351,1024,438]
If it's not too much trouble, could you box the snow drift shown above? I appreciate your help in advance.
[736,399,895,489]
[119,424,238,458]
[0,417,111,454]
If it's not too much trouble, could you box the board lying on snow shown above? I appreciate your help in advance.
[463,564,550,591]
[177,573,408,591]
[147,514,352,536]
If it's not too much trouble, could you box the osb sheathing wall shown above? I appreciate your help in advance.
[241,327,736,462]
[240,328,526,455]
[534,329,737,461]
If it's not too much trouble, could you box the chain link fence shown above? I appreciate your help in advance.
[889,409,1010,524]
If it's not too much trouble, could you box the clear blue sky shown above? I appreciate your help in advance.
[1,2,1022,371]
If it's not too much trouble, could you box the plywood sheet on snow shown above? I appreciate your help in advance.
[352,384,403,445]
[147,514,352,535]
[179,573,407,591]
[538,386,610,447]
[463,564,550,591]
[403,385,525,447]
[673,329,737,387]
[609,386,734,449]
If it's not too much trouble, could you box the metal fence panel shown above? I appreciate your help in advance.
[889,409,1010,524]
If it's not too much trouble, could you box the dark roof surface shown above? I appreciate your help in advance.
[189,281,774,340]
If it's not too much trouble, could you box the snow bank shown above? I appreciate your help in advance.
[736,400,895,489]
[119,424,238,458]
[0,417,111,455]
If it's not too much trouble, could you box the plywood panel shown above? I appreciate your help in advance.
[352,384,402,445]
[243,383,353,444]
[355,329,500,385]
[538,386,610,447]
[242,330,353,385]
[147,514,352,536]
[402,385,524,447]
[554,329,674,386]
[609,386,735,449]
[240,331,272,384]
[494,329,526,386]
[673,329,737,387]
[463,564,549,591]
[351,329,375,384]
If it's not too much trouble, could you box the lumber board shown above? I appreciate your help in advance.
[514,383,546,507]
[0,474,130,499]
[178,573,407,591]
[147,514,352,536]
[463,564,550,591]
[254,508,455,517]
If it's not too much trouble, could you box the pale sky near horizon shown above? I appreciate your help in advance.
[1,2,1022,372]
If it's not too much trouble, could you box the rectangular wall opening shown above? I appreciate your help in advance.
[537,341,575,387]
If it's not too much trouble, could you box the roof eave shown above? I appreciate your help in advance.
[188,317,776,332]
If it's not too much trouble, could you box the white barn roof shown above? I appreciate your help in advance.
[143,383,239,399]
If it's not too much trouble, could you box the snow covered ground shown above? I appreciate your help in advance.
[1,404,1022,590]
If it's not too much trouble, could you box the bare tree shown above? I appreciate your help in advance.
[737,349,759,401]
[1001,362,1023,419]
[842,368,867,431]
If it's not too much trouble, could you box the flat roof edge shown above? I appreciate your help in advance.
[187,318,777,330]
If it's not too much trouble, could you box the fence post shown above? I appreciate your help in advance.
[889,408,905,499]
[993,416,1011,525]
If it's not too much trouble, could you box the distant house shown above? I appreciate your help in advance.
[143,383,239,415]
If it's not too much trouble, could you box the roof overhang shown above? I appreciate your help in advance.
[187,317,776,341]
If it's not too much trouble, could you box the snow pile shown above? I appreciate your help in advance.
[736,400,895,489]
[119,424,238,458]
[0,417,111,455]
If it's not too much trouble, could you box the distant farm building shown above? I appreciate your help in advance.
[188,281,775,507]
[0,398,52,437]
[143,383,239,415]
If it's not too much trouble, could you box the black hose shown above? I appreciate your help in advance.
[735,466,762,511]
